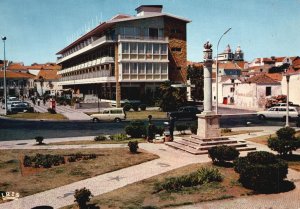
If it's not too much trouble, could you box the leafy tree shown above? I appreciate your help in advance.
[268,127,300,156]
[187,64,204,101]
[268,63,290,73]
[74,187,93,209]
[157,81,186,112]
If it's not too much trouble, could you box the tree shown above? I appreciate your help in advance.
[187,64,204,101]
[157,81,186,112]
[74,187,93,209]
[268,63,290,73]
[268,127,300,156]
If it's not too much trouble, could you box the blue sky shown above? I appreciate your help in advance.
[0,0,299,65]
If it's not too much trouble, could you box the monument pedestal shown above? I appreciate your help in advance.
[197,112,221,138]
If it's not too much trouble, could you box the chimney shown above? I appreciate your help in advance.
[135,5,163,16]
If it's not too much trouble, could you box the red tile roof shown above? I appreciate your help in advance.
[35,69,60,80]
[218,62,241,70]
[266,73,282,81]
[7,63,28,71]
[0,71,35,79]
[243,73,279,84]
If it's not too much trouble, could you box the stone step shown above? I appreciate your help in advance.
[165,141,257,155]
[198,142,247,151]
[191,135,229,142]
[165,142,207,155]
[181,137,237,146]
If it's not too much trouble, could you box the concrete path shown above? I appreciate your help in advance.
[0,126,299,209]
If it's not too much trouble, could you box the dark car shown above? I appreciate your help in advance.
[167,106,202,120]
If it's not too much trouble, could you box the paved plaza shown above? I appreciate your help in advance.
[0,126,300,209]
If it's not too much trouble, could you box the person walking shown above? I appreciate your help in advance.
[43,97,46,106]
[169,117,175,141]
[37,98,40,106]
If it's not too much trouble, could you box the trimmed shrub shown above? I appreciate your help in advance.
[74,187,93,209]
[208,145,240,164]
[25,153,65,168]
[128,141,139,153]
[234,151,288,192]
[47,108,56,114]
[125,120,147,138]
[132,105,139,112]
[155,167,222,192]
[23,155,32,167]
[123,104,132,112]
[176,124,189,134]
[139,104,147,111]
[68,156,77,162]
[221,128,232,133]
[268,127,300,156]
[94,135,107,141]
[35,136,44,145]
[189,124,197,134]
[109,133,128,141]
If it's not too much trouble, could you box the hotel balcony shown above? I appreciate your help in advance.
[58,56,114,75]
[118,35,168,43]
[57,36,115,64]
[58,70,115,85]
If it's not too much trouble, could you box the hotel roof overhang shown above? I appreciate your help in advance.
[56,13,191,55]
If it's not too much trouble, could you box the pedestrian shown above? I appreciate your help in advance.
[169,117,175,141]
[297,117,300,127]
[37,98,40,106]
[43,97,46,106]
[32,97,36,106]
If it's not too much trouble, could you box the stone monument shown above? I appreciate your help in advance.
[197,41,221,138]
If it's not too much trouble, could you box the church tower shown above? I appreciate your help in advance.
[234,45,244,61]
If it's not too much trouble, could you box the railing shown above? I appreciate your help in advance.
[118,35,168,42]
[59,70,112,82]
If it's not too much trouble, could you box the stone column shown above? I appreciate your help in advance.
[197,41,220,138]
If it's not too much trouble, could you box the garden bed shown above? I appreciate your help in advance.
[0,148,158,198]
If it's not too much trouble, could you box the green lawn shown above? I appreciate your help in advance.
[86,110,167,120]
[5,112,67,120]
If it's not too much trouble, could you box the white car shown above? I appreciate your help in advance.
[257,106,300,120]
[90,108,126,122]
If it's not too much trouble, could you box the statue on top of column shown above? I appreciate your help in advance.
[203,41,213,60]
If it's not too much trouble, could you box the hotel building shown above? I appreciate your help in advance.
[56,5,190,106]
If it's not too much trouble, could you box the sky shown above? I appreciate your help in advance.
[0,0,299,65]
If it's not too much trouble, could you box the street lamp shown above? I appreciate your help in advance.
[2,36,7,115]
[215,28,231,114]
[285,72,290,127]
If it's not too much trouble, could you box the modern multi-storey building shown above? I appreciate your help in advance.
[56,5,190,106]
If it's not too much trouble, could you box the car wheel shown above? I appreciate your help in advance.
[114,118,121,123]
[258,115,266,120]
[92,118,99,123]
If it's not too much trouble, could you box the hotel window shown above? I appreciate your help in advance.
[146,63,152,74]
[138,63,145,74]
[124,27,135,37]
[153,44,159,54]
[153,63,160,74]
[161,63,168,74]
[122,43,129,53]
[122,63,129,74]
[149,28,158,38]
[146,43,152,54]
[130,63,137,74]
[130,43,137,53]
[161,44,167,54]
[171,47,181,52]
[138,43,145,54]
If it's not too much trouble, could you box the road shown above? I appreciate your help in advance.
[0,114,295,141]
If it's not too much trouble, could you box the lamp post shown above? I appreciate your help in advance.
[2,36,7,115]
[215,28,231,114]
[285,73,290,127]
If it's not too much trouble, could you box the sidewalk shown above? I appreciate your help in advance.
[0,126,299,209]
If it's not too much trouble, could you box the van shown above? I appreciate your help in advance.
[90,108,126,122]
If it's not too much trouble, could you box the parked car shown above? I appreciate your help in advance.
[9,102,31,113]
[273,102,300,107]
[167,106,202,121]
[257,106,300,120]
[90,108,126,122]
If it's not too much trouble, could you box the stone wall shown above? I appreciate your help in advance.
[164,17,187,83]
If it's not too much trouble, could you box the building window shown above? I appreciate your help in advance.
[146,63,152,74]
[230,87,235,92]
[122,43,129,53]
[266,87,271,96]
[122,63,129,74]
[161,44,167,54]
[149,28,158,38]
[171,47,181,52]
[161,63,168,74]
[171,28,181,34]
[130,63,137,74]
[130,43,137,53]
[146,43,152,54]
[153,44,159,54]
[138,43,145,54]
[153,63,160,74]
[177,67,182,70]
[138,63,145,74]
